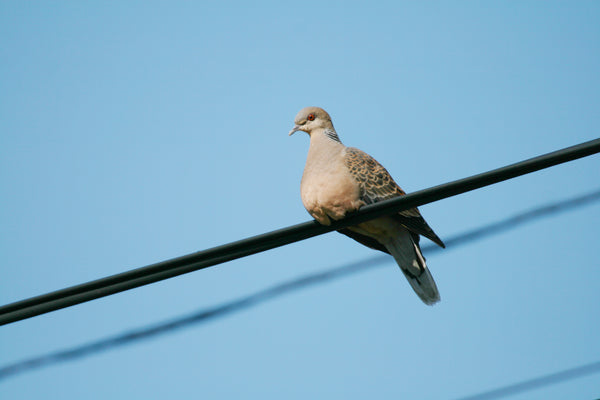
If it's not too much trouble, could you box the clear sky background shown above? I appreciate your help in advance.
[1,2,599,399]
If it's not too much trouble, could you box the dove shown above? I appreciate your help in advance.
[289,106,445,305]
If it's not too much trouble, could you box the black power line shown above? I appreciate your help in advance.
[1,137,599,325]
[1,188,599,380]
[421,187,600,255]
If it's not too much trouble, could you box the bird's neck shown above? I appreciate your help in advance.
[306,128,345,167]
[322,128,341,143]
[311,128,342,145]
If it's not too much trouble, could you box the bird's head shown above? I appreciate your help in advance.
[289,107,334,136]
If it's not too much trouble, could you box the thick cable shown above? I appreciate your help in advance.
[1,138,599,325]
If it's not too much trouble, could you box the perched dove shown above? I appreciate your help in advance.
[289,106,445,305]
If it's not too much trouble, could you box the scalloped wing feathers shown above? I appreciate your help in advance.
[344,147,445,248]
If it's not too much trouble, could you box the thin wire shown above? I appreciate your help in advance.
[1,188,598,381]
[452,360,600,400]
[1,138,599,325]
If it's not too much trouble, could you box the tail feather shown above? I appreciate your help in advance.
[385,229,440,305]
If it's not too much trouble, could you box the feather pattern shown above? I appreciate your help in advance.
[344,147,445,248]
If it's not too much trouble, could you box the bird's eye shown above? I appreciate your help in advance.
[307,113,315,121]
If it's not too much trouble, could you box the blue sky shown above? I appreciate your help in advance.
[1,2,599,399]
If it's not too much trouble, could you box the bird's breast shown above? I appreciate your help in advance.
[300,159,363,222]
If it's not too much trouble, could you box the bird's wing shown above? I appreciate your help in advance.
[343,147,445,248]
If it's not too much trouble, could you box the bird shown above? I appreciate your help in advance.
[289,106,445,305]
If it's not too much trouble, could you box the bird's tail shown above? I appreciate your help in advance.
[385,230,440,305]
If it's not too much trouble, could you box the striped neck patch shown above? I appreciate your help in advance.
[324,129,341,143]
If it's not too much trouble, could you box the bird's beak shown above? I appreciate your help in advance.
[288,125,303,136]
